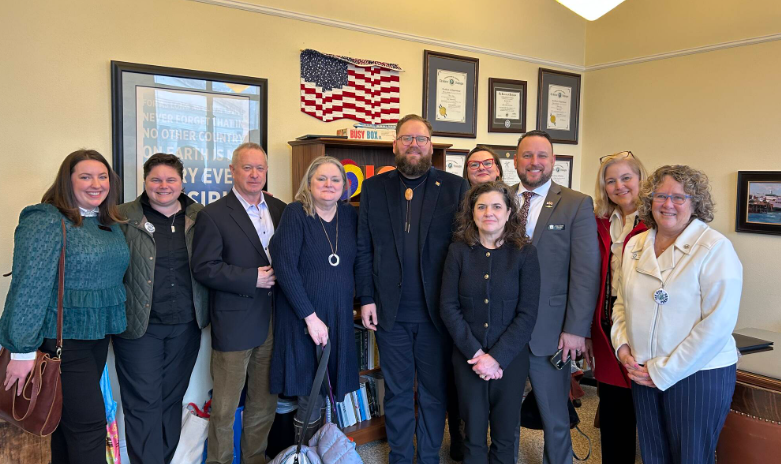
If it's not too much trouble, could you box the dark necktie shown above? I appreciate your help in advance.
[519,191,536,238]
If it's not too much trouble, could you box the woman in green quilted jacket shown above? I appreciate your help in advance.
[0,149,129,463]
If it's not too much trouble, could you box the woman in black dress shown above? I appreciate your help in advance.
[269,156,359,443]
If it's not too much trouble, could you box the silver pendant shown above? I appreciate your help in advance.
[653,288,669,305]
[328,254,340,267]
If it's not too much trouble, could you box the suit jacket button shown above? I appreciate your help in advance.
[398,282,402,287]
[486,252,491,257]
[484,323,489,328]
[484,299,489,304]
[484,274,489,280]
[268,291,272,296]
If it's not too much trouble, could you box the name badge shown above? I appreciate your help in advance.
[548,224,565,230]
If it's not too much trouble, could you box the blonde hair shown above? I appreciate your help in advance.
[593,151,648,218]
[295,156,348,217]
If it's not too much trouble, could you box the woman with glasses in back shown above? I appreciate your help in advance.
[585,150,647,462]
[611,165,742,464]
[462,146,504,186]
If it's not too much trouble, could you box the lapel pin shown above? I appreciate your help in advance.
[545,201,553,208]
[144,222,156,233]
[435,181,441,187]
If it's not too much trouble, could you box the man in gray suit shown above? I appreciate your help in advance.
[512,130,600,464]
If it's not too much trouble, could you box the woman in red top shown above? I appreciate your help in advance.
[585,151,648,463]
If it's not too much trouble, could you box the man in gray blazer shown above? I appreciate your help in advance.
[512,130,600,464]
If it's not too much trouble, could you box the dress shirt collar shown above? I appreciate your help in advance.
[79,206,99,217]
[517,178,552,200]
[233,187,267,211]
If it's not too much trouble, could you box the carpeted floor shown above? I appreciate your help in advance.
[356,384,642,463]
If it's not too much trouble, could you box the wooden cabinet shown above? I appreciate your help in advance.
[288,137,451,445]
[288,138,452,200]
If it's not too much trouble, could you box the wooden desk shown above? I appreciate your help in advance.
[716,328,781,464]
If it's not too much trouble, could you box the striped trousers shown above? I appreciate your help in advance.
[631,364,736,464]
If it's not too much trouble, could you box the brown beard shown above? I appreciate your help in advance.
[395,151,432,177]
[519,169,552,189]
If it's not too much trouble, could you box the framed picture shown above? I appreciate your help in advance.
[111,61,268,204]
[536,68,581,144]
[422,50,478,138]
[445,148,468,177]
[483,145,520,186]
[552,155,573,189]
[736,171,781,235]
[488,78,527,133]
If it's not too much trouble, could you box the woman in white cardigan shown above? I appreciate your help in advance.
[611,165,742,464]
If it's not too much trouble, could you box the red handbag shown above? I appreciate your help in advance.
[0,219,65,436]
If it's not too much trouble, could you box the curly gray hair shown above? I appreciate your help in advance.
[638,165,714,229]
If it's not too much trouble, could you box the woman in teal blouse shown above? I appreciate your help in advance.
[0,149,129,463]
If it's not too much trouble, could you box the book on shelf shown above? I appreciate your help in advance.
[354,325,380,371]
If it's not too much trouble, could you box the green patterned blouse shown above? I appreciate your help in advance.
[0,203,129,353]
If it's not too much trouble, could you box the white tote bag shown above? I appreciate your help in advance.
[171,404,209,464]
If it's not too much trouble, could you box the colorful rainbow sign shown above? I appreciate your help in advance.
[340,159,396,200]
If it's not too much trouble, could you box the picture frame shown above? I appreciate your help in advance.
[482,145,521,186]
[445,148,468,177]
[552,155,574,189]
[735,171,781,235]
[111,61,268,204]
[536,68,581,144]
[488,78,527,133]
[422,50,478,138]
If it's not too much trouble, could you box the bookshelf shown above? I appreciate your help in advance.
[289,137,452,445]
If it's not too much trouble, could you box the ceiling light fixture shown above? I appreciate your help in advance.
[556,0,626,21]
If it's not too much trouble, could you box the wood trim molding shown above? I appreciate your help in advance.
[586,33,781,71]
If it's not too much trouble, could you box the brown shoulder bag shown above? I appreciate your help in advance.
[0,219,65,436]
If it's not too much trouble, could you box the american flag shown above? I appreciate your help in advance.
[300,49,402,124]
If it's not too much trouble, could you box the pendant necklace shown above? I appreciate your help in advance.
[400,176,427,233]
[170,213,176,233]
[318,208,340,267]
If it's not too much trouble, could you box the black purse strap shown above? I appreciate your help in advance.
[296,340,331,452]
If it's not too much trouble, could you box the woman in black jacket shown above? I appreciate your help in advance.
[440,181,540,464]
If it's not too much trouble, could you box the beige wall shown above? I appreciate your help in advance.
[585,0,781,66]
[582,39,781,330]
[0,0,586,309]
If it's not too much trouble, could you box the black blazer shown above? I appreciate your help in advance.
[191,190,286,351]
[355,168,469,333]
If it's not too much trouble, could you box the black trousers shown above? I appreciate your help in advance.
[375,319,450,464]
[40,336,110,464]
[597,381,637,464]
[453,347,529,464]
[112,321,201,464]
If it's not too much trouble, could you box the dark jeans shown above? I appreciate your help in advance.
[41,336,110,464]
[113,321,201,464]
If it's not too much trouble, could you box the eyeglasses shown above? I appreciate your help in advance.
[396,135,431,146]
[467,159,495,170]
[600,151,634,163]
[652,193,692,205]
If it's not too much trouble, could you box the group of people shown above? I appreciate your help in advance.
[0,113,742,464]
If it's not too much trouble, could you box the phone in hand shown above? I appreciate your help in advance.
[549,349,569,370]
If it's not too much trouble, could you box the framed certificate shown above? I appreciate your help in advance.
[488,78,527,133]
[483,145,521,186]
[552,155,574,189]
[536,68,581,144]
[423,50,479,138]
